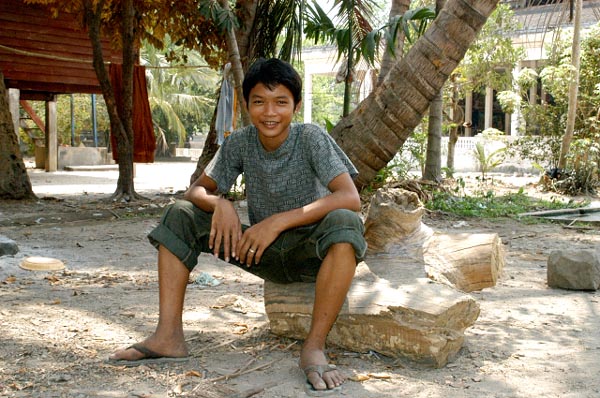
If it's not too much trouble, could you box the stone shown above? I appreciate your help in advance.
[0,235,19,256]
[547,249,600,290]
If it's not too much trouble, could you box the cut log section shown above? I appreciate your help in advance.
[424,233,505,292]
[264,266,480,368]
[263,187,504,367]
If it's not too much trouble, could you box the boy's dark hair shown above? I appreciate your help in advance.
[243,58,302,106]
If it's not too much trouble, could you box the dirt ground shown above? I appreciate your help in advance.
[1,161,600,398]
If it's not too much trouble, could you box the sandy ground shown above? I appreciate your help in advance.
[1,161,600,398]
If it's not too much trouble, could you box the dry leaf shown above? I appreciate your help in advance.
[232,323,249,335]
[368,372,392,379]
[349,373,370,382]
[186,370,203,378]
[4,276,17,284]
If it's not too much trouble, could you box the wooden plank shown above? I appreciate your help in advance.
[19,100,45,132]
[0,0,122,94]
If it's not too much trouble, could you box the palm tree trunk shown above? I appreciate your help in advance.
[423,0,446,182]
[377,0,410,85]
[343,2,354,117]
[423,90,443,181]
[330,0,499,189]
[558,0,581,170]
[220,0,250,126]
[191,0,258,183]
[446,75,462,176]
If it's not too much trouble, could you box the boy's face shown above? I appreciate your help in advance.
[247,83,301,152]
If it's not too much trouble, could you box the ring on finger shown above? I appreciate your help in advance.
[248,248,256,254]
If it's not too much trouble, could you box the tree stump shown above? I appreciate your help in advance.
[264,187,504,367]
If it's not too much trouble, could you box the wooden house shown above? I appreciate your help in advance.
[0,0,122,171]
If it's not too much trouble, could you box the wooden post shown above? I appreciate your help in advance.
[45,96,57,172]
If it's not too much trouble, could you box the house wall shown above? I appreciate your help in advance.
[0,0,121,98]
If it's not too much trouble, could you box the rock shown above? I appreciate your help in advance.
[547,249,600,290]
[0,235,19,256]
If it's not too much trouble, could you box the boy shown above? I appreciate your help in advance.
[109,58,367,394]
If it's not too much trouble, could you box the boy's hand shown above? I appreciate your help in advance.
[209,198,242,262]
[237,216,283,267]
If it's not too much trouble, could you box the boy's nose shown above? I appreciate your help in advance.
[264,102,276,115]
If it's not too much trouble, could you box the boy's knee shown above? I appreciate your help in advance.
[162,200,209,229]
[322,209,363,230]
[316,210,366,261]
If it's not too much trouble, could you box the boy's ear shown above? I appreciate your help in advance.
[295,100,302,113]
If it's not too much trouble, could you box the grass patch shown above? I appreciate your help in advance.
[426,187,588,219]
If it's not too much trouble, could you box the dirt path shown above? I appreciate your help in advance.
[1,166,600,397]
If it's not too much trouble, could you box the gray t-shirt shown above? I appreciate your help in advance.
[204,123,358,225]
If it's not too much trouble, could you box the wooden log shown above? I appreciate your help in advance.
[423,233,505,292]
[264,260,480,368]
[263,187,503,367]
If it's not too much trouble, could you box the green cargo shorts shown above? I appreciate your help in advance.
[148,200,367,284]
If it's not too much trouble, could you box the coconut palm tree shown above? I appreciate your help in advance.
[330,0,500,189]
[141,40,219,156]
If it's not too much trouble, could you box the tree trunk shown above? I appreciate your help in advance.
[377,0,410,85]
[190,100,219,185]
[220,0,250,126]
[558,0,581,170]
[331,0,499,190]
[191,0,258,183]
[423,90,443,181]
[446,74,462,176]
[84,0,138,201]
[422,0,445,182]
[0,71,36,200]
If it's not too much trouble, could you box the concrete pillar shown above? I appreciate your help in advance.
[303,69,312,124]
[484,86,493,130]
[529,84,537,105]
[45,96,58,172]
[8,88,19,140]
[464,90,473,137]
[510,65,521,136]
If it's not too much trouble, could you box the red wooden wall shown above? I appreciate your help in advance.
[0,0,122,100]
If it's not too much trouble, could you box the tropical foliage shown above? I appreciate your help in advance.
[500,22,600,193]
[141,40,219,153]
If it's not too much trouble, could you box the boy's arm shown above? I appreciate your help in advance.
[184,173,242,262]
[237,172,360,265]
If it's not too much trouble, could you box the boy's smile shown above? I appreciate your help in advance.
[247,83,301,152]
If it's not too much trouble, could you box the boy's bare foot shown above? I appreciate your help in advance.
[300,345,345,392]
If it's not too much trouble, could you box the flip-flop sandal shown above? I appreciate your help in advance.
[302,364,343,396]
[106,343,190,367]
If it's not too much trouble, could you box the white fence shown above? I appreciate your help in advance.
[401,136,537,174]
[176,136,539,175]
